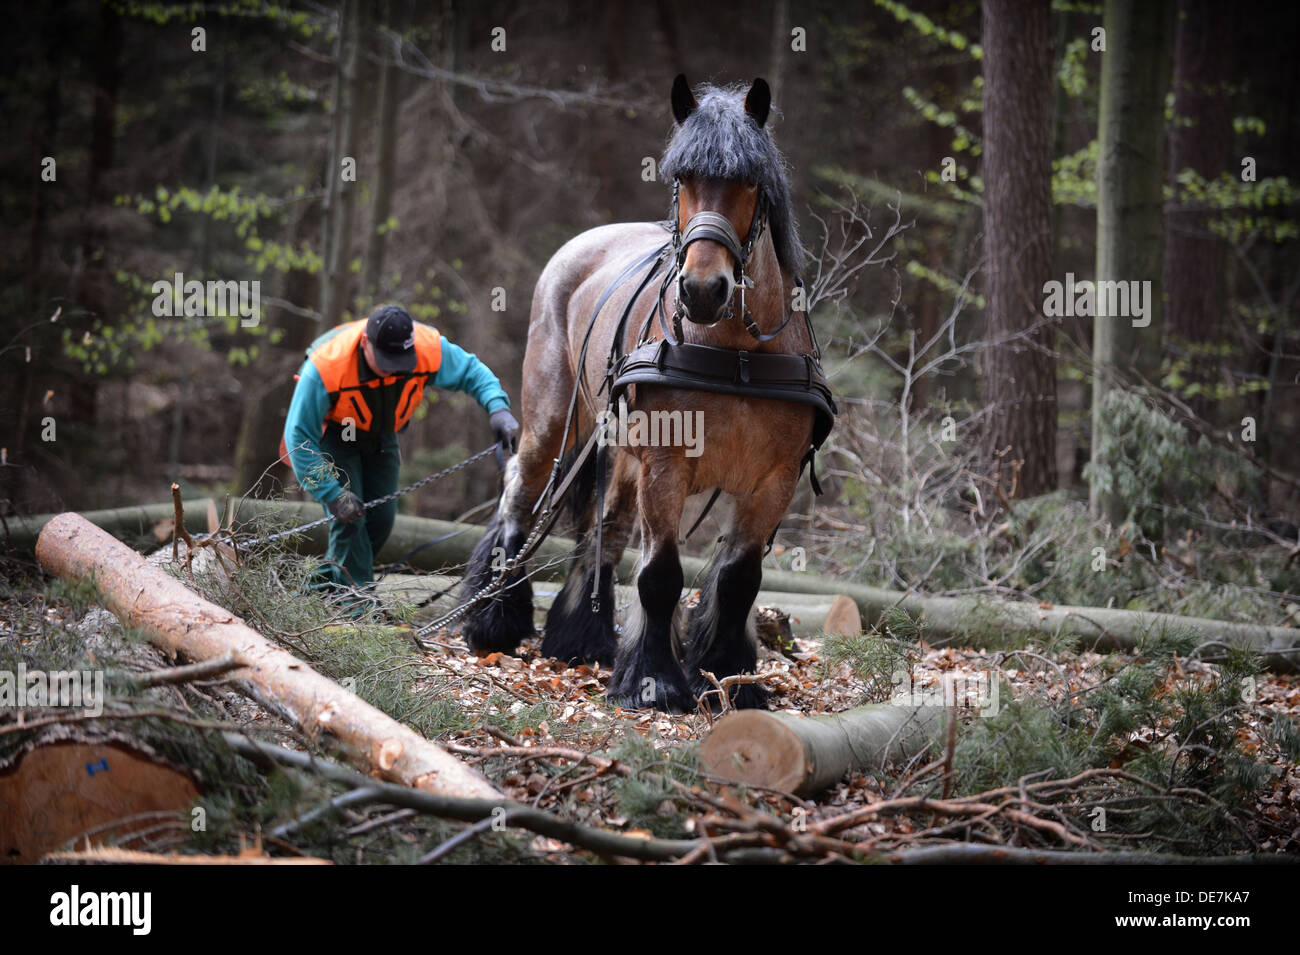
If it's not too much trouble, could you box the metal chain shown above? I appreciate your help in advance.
[237,445,497,547]
[414,494,560,641]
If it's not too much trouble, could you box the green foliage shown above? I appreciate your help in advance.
[1053,140,1098,207]
[1082,388,1254,537]
[901,86,982,156]
[1057,36,1090,98]
[603,733,702,839]
[953,637,1284,853]
[874,0,982,59]
[1168,170,1299,244]
[905,260,984,307]
[819,609,919,704]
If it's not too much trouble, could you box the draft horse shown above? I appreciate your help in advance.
[459,75,834,711]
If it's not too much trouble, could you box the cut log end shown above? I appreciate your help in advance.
[822,594,863,637]
[697,710,811,794]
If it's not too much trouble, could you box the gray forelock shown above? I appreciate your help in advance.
[660,84,804,273]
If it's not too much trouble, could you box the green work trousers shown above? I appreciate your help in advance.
[315,428,401,590]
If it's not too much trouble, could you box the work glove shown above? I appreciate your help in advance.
[490,408,520,457]
[329,490,365,524]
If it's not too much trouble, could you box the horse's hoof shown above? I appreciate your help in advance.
[460,595,534,654]
[608,669,696,713]
[541,582,617,667]
[541,629,616,668]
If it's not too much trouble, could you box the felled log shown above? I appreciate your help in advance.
[2,499,219,555]
[698,704,944,796]
[42,847,331,865]
[225,499,1300,669]
[35,513,501,800]
[24,497,1300,669]
[378,573,859,642]
[0,731,201,864]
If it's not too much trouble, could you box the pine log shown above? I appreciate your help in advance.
[42,847,331,865]
[2,499,218,554]
[224,500,1300,671]
[22,497,1300,670]
[35,513,501,800]
[698,704,945,796]
[378,573,855,641]
[0,737,201,864]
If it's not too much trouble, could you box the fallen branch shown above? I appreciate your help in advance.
[885,844,1299,865]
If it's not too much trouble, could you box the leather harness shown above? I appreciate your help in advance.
[542,180,838,612]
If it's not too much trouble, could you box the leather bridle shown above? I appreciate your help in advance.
[666,179,796,344]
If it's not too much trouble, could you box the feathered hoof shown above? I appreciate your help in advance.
[608,653,696,713]
[459,583,534,654]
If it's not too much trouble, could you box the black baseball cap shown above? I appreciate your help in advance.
[365,304,417,373]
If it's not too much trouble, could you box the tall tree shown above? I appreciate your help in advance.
[1090,0,1175,523]
[1162,0,1232,422]
[980,0,1058,497]
[320,0,364,333]
[361,0,403,302]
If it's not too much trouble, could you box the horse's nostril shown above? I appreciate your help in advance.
[709,274,729,302]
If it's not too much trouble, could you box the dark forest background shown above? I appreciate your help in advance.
[1,0,1297,608]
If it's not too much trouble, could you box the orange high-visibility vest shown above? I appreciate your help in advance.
[309,320,443,434]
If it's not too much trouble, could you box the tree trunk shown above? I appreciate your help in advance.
[1162,0,1232,423]
[319,0,364,334]
[699,705,945,796]
[980,0,1058,497]
[35,513,501,800]
[1090,0,1175,523]
[361,0,402,301]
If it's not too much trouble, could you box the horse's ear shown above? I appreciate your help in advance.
[671,74,697,124]
[744,78,771,128]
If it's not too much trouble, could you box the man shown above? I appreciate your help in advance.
[283,303,519,598]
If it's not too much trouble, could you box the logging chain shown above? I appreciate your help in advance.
[232,445,498,547]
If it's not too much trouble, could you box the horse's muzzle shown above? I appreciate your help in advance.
[679,272,734,324]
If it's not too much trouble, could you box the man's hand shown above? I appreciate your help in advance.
[329,490,365,524]
[490,409,520,456]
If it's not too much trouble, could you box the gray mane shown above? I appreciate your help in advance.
[660,84,804,274]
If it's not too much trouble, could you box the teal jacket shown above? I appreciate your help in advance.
[284,324,510,505]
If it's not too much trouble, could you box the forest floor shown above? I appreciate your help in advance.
[3,546,1299,863]
[413,618,1300,855]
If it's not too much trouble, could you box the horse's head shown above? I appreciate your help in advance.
[664,75,778,327]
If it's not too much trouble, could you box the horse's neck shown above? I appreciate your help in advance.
[736,230,809,353]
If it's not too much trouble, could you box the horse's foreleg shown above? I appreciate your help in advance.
[542,451,637,666]
[608,457,695,712]
[460,444,552,654]
[684,469,801,710]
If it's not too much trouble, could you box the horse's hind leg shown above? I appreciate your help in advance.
[608,455,695,712]
[541,451,637,666]
[684,470,801,710]
[459,439,554,654]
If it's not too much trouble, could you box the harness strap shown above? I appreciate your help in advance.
[610,338,837,498]
[539,240,670,515]
[612,339,837,450]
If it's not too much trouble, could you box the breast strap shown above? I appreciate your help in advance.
[609,338,837,452]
